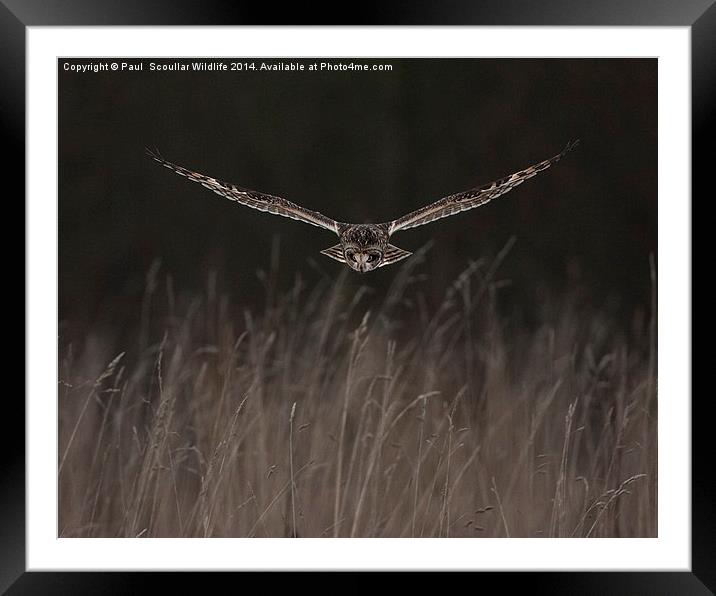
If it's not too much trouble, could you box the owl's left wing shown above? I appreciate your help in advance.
[147,149,340,233]
[387,140,578,235]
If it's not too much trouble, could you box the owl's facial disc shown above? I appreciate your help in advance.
[344,249,383,273]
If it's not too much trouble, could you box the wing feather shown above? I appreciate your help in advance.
[147,149,340,233]
[379,244,412,267]
[387,140,579,234]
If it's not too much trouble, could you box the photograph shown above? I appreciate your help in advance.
[57,57,657,539]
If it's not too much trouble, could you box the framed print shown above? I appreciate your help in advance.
[10,0,708,591]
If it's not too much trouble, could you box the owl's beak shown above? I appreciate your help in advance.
[354,253,369,273]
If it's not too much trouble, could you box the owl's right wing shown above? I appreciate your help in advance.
[386,140,579,234]
[147,149,340,234]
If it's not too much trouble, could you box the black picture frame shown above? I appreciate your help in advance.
[9,0,707,591]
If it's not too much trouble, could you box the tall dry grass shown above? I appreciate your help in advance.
[58,247,657,537]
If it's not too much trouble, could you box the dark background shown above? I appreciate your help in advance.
[59,58,656,332]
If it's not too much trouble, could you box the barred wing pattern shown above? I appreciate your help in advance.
[146,149,340,233]
[387,140,579,234]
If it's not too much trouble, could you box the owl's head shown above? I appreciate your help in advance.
[343,246,383,273]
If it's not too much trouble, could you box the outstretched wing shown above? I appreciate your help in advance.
[147,149,340,234]
[387,140,579,234]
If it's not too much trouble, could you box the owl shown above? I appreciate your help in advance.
[148,140,578,273]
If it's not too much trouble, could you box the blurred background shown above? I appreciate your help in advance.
[59,58,656,338]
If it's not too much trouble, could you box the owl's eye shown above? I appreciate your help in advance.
[367,254,378,263]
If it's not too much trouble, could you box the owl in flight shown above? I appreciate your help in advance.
[148,140,578,273]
